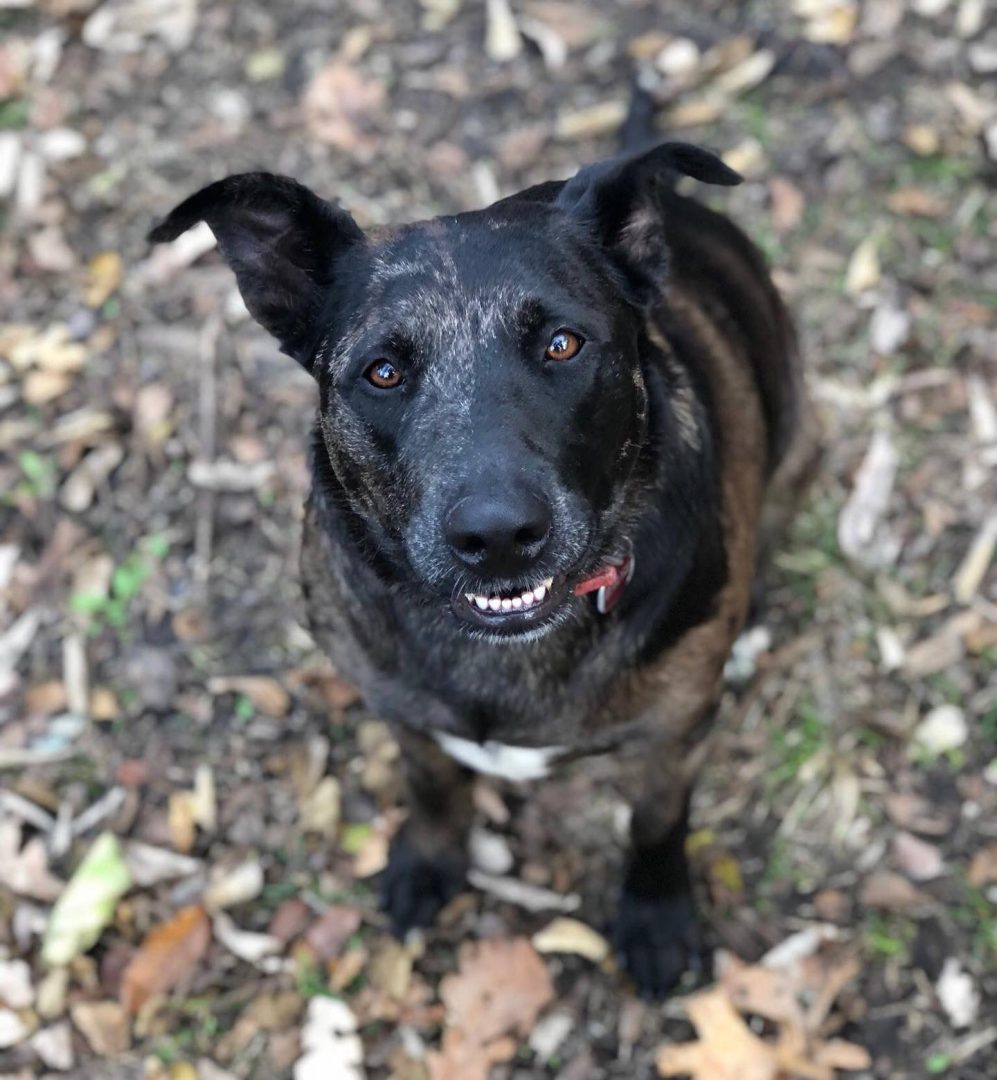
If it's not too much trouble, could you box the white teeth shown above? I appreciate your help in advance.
[466,579,554,614]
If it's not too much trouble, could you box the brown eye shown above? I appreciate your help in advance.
[545,329,583,362]
[365,360,403,389]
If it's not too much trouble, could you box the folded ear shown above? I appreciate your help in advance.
[556,141,742,307]
[148,173,365,368]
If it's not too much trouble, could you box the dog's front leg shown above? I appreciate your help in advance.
[380,728,474,937]
[613,718,714,999]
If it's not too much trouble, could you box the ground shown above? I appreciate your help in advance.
[1,0,995,1077]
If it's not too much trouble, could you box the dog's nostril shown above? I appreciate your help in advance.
[460,534,487,556]
[515,524,545,548]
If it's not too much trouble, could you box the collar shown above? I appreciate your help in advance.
[572,545,635,615]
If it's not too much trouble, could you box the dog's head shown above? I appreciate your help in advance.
[150,142,740,640]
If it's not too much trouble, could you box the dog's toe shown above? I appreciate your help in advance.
[612,890,706,1000]
[379,833,467,938]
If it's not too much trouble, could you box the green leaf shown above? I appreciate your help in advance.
[42,832,132,967]
[69,592,108,616]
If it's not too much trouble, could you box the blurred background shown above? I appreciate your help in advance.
[0,0,994,1077]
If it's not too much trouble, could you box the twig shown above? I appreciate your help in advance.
[194,315,220,593]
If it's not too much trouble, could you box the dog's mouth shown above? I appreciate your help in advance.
[453,575,568,633]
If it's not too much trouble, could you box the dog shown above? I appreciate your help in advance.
[149,100,819,998]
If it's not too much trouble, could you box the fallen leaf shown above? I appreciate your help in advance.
[531,917,609,963]
[0,1006,34,1049]
[23,368,73,405]
[952,514,997,604]
[0,958,34,1009]
[793,0,858,44]
[299,776,341,837]
[428,937,554,1080]
[70,999,129,1056]
[41,832,132,966]
[294,996,363,1080]
[29,1020,75,1070]
[886,187,948,217]
[82,0,198,53]
[892,831,944,881]
[844,233,881,295]
[302,59,386,157]
[657,986,778,1079]
[485,0,522,61]
[367,937,415,1001]
[913,704,968,755]
[467,869,580,912]
[837,430,899,568]
[119,905,211,1014]
[967,845,997,888]
[769,176,805,232]
[936,958,980,1029]
[859,869,924,911]
[213,912,283,967]
[902,124,941,155]
[208,674,290,717]
[555,99,629,141]
[204,858,264,910]
[300,905,362,963]
[84,251,123,307]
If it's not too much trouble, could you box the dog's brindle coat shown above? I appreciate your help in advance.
[151,136,818,997]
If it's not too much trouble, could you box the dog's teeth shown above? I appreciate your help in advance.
[512,596,523,609]
[533,585,546,602]
[474,596,489,611]
[488,597,502,611]
[543,577,553,588]
[501,598,513,611]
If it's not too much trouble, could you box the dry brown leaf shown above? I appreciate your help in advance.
[300,905,362,963]
[657,987,779,1079]
[531,917,609,963]
[70,1000,129,1056]
[485,0,523,61]
[844,234,881,295]
[657,969,870,1080]
[886,187,949,218]
[302,60,386,156]
[967,846,997,888]
[427,937,554,1080]
[23,368,73,405]
[769,176,806,232]
[299,776,341,837]
[119,905,211,1015]
[84,251,123,307]
[208,675,290,717]
[0,817,64,901]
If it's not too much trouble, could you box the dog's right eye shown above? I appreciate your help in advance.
[365,360,403,389]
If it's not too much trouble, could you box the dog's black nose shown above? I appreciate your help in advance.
[445,490,552,576]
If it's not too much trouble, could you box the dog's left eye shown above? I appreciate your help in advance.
[545,329,584,362]
[365,360,403,389]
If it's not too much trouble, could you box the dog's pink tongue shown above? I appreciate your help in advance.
[573,564,621,597]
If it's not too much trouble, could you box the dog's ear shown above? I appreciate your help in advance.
[148,173,365,368]
[556,141,741,306]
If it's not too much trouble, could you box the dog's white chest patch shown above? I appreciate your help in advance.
[433,732,564,781]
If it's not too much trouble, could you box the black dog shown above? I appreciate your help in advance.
[150,111,818,998]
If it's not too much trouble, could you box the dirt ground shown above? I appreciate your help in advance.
[1,0,995,1077]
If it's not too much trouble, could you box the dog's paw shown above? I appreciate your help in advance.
[612,890,706,1000]
[379,834,467,938]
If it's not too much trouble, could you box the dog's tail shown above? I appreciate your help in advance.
[617,75,659,155]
